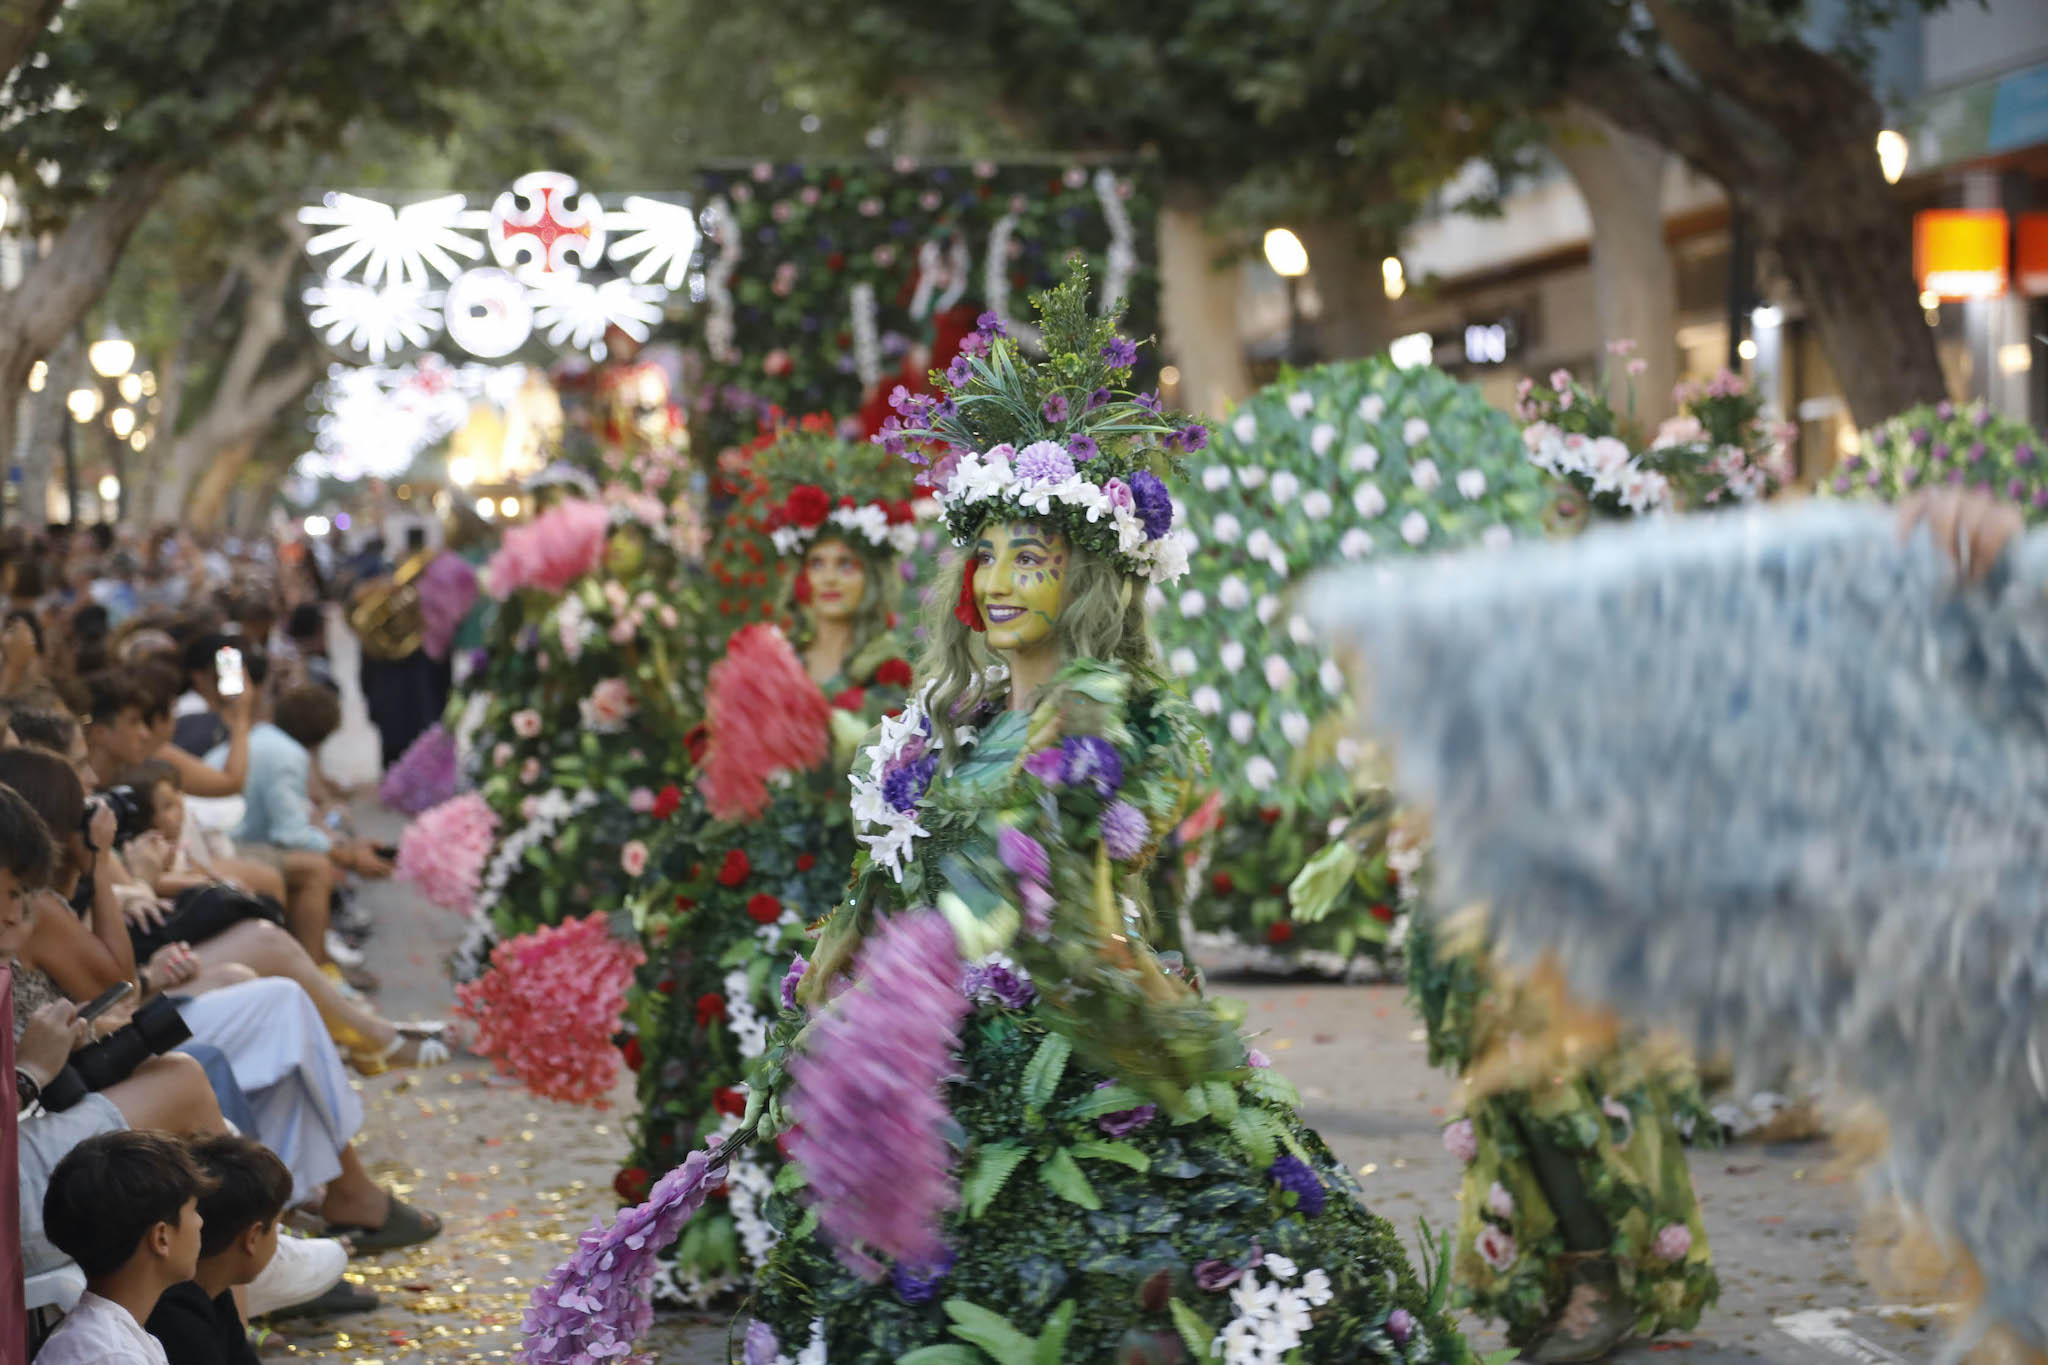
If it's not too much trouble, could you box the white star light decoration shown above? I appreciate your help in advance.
[297,173,691,361]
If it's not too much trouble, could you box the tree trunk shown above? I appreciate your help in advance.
[1295,219,1391,363]
[1549,101,1680,432]
[130,334,189,527]
[0,0,62,83]
[13,335,81,527]
[1157,185,1254,418]
[184,439,257,531]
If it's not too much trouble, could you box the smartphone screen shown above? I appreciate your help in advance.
[78,980,134,1024]
[215,646,245,697]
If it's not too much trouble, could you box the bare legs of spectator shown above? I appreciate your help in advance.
[102,1051,229,1135]
[181,919,434,1064]
[319,1145,391,1228]
[213,856,287,906]
[279,850,334,965]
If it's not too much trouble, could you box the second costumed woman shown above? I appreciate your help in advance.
[621,416,918,1306]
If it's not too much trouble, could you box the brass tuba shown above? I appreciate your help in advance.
[349,549,433,661]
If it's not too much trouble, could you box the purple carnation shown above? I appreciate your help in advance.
[1101,336,1139,368]
[1022,747,1066,787]
[976,309,1007,339]
[1193,1259,1244,1291]
[997,826,1051,886]
[946,354,974,387]
[1269,1154,1327,1215]
[1016,442,1076,485]
[780,954,809,1011]
[891,1247,956,1304]
[1042,393,1070,424]
[1096,1080,1158,1137]
[1088,386,1113,411]
[883,755,936,813]
[1128,469,1173,540]
[1101,799,1149,860]
[744,1320,780,1365]
[1068,434,1100,462]
[1060,735,1124,795]
[962,957,1036,1009]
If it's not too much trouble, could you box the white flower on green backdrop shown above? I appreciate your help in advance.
[1319,659,1345,693]
[1232,413,1257,443]
[1403,416,1431,446]
[1483,524,1514,551]
[1265,547,1289,576]
[1358,394,1386,423]
[1211,512,1242,543]
[1457,468,1487,499]
[1238,466,1268,489]
[1353,484,1387,518]
[1335,737,1362,767]
[1256,595,1281,624]
[1339,528,1374,559]
[1280,711,1310,745]
[1400,510,1430,545]
[1179,589,1207,617]
[1286,391,1314,419]
[1220,640,1247,671]
[1411,459,1442,492]
[1348,443,1380,473]
[1309,423,1336,456]
[1169,647,1198,676]
[1244,756,1279,790]
[1145,585,1167,613]
[1219,575,1251,610]
[1263,655,1294,689]
[1193,685,1223,715]
[1269,470,1300,504]
[1301,490,1333,520]
[1229,711,1256,744]
[1246,528,1277,560]
[1288,614,1314,646]
[1202,466,1232,492]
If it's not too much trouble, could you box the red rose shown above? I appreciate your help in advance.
[838,494,856,509]
[653,784,682,820]
[1211,871,1236,895]
[717,849,751,886]
[656,977,676,995]
[886,499,915,525]
[674,895,696,912]
[954,569,984,632]
[746,892,782,924]
[685,724,710,766]
[743,542,764,566]
[621,1038,644,1072]
[1265,922,1295,945]
[785,484,831,528]
[695,993,727,1026]
[831,686,866,712]
[1259,807,1283,825]
[874,658,914,688]
[775,1129,801,1160]
[712,1086,748,1117]
[613,1166,651,1203]
[796,853,815,872]
[1370,903,1397,925]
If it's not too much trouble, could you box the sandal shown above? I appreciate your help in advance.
[348,1026,451,1077]
[329,1196,443,1254]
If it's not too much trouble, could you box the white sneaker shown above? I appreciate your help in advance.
[324,930,366,968]
[246,1234,349,1316]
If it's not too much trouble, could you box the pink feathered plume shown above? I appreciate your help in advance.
[486,499,608,599]
[455,913,645,1108]
[786,909,968,1278]
[698,624,831,821]
[396,792,497,913]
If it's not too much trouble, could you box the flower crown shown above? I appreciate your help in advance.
[875,263,1205,586]
[755,420,922,561]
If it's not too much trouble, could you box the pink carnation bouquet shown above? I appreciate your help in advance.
[486,498,608,599]
[396,792,497,913]
[455,913,645,1107]
[699,624,831,820]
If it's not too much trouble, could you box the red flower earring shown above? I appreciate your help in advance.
[793,570,813,605]
[954,567,984,632]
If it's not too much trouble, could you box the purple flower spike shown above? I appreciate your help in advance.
[1060,735,1124,795]
[1101,336,1139,368]
[1128,470,1173,540]
[1832,474,1852,493]
[2033,486,2048,508]
[1101,799,1149,861]
[2016,442,2036,467]
[1969,441,1987,463]
[1269,1154,1327,1215]
[1042,393,1070,424]
[1933,442,1951,462]
[780,954,809,1011]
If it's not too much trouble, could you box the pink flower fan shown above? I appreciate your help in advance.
[523,1148,722,1365]
[699,624,831,820]
[455,913,645,1107]
[379,724,458,814]
[396,792,497,913]
[486,498,608,599]
[786,909,968,1277]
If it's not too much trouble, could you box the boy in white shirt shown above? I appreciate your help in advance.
[34,1131,212,1365]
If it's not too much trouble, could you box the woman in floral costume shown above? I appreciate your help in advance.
[617,419,919,1306]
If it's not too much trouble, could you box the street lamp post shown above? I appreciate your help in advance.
[1263,228,1312,366]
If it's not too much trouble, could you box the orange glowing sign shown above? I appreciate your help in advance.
[1915,210,2008,299]
[2019,214,2048,295]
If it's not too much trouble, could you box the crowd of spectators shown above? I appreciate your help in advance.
[0,521,448,1364]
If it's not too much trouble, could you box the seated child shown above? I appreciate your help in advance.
[35,1130,212,1365]
[145,1134,291,1365]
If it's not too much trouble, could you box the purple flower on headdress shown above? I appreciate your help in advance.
[1060,735,1123,795]
[1177,424,1209,452]
[1068,434,1099,463]
[1134,390,1163,414]
[997,826,1051,886]
[1102,477,1134,513]
[958,331,990,359]
[1022,747,1066,787]
[976,309,1008,339]
[1015,441,1076,485]
[883,755,937,813]
[1087,386,1113,411]
[1269,1155,1327,1215]
[962,956,1036,1009]
[1101,336,1139,368]
[1042,393,1070,424]
[780,954,809,1011]
[1101,800,1149,860]
[1194,1259,1244,1291]
[744,1320,780,1365]
[946,354,974,387]
[892,1247,956,1303]
[1128,469,1173,540]
[889,384,915,415]
[1095,1082,1158,1137]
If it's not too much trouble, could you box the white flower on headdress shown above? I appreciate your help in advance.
[1203,466,1232,492]
[1263,655,1293,690]
[1228,711,1256,744]
[1400,511,1430,545]
[1193,685,1223,715]
[1339,528,1374,559]
[1169,647,1198,676]
[1144,586,1166,613]
[1280,711,1310,746]
[1457,468,1487,500]
[1352,484,1387,519]
[1220,640,1247,672]
[1319,659,1345,693]
[1309,423,1336,456]
[1210,512,1242,544]
[1286,391,1314,419]
[1358,394,1386,423]
[1483,524,1514,551]
[1269,470,1300,504]
[1348,443,1379,473]
[1238,466,1268,489]
[770,526,806,555]
[1143,531,1192,585]
[1256,594,1280,625]
[1244,756,1279,790]
[1300,490,1333,520]
[1179,589,1207,618]
[1410,459,1442,492]
[1232,413,1258,443]
[1218,575,1251,610]
[1403,417,1431,446]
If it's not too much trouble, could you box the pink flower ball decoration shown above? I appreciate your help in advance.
[1442,1118,1478,1164]
[628,787,656,815]
[455,913,645,1107]
[396,792,498,915]
[1652,1223,1693,1262]
[512,709,543,739]
[486,499,608,599]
